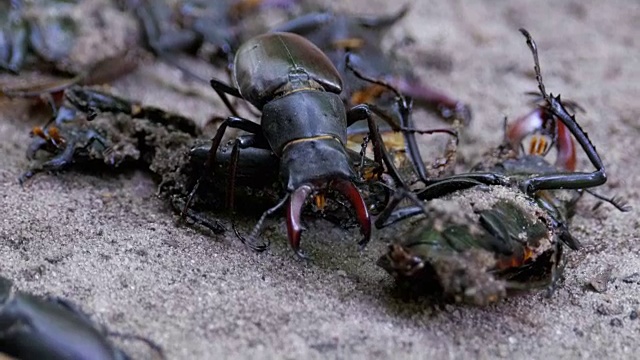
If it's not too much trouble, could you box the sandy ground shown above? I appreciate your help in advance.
[1,0,639,359]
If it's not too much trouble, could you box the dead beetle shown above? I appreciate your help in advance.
[374,29,629,304]
[20,85,202,184]
[377,188,571,305]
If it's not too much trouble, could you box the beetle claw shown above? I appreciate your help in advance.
[332,178,371,248]
[286,185,313,253]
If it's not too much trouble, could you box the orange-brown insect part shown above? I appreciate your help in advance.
[496,247,535,270]
[331,38,365,51]
[350,84,386,105]
[314,194,326,212]
[47,126,65,146]
[31,126,47,140]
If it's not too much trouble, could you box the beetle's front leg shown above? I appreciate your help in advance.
[225,134,271,210]
[20,139,77,184]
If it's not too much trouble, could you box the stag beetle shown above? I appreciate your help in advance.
[184,31,423,256]
[19,84,389,246]
[374,29,629,304]
[0,276,164,360]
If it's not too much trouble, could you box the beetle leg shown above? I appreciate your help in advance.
[585,189,632,212]
[518,29,607,194]
[367,101,459,182]
[171,195,226,235]
[36,139,77,171]
[25,136,50,160]
[232,193,290,253]
[373,184,426,229]
[182,116,265,221]
[347,104,407,186]
[226,134,267,210]
[210,78,243,117]
[545,242,567,297]
[19,139,77,184]
[375,176,504,229]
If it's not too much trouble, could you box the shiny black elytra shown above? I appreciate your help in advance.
[185,32,394,256]
[0,276,164,360]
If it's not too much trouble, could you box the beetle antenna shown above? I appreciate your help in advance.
[345,53,405,101]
